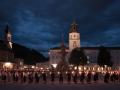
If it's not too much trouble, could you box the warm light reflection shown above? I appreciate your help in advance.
[74,66,77,70]
[52,64,57,68]
[31,66,35,69]
[3,62,13,69]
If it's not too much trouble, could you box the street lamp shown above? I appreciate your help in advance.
[74,66,77,70]
[3,62,13,69]
[78,66,81,71]
[31,66,35,69]
[52,64,57,69]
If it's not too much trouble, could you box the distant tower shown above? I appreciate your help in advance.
[57,34,68,71]
[69,20,80,51]
[5,25,12,49]
[60,34,67,62]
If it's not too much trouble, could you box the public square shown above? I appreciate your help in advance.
[1,0,120,90]
[0,82,120,90]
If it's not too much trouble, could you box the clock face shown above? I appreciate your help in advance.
[70,35,79,40]
[69,33,80,40]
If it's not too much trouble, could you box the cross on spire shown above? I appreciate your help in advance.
[69,20,78,33]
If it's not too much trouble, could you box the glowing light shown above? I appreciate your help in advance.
[92,72,95,75]
[74,66,77,70]
[31,66,35,69]
[9,42,12,49]
[72,71,75,74]
[52,64,57,68]
[101,67,103,71]
[88,67,90,71]
[78,67,81,71]
[104,65,107,68]
[97,67,100,72]
[79,72,82,74]
[57,72,60,74]
[23,66,27,69]
[3,62,13,69]
[40,68,43,70]
[84,67,87,71]
[69,64,73,67]
[36,67,38,69]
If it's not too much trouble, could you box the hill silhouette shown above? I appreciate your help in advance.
[0,40,48,65]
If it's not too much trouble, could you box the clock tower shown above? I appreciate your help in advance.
[69,20,80,51]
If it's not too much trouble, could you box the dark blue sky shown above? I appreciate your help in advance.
[0,0,120,56]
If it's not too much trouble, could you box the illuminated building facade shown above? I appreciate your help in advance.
[49,21,120,67]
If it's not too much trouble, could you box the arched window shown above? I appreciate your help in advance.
[73,41,77,48]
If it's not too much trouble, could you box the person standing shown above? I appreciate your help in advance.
[104,72,110,83]
[42,71,47,84]
[35,72,39,83]
[23,71,27,83]
[2,71,7,83]
[80,71,85,84]
[59,72,63,84]
[87,71,92,84]
[51,71,55,84]
[20,71,23,83]
[15,71,19,82]
[93,72,99,83]
[73,72,78,84]
[28,72,34,83]
[66,71,71,84]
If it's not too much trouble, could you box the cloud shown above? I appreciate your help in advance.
[0,0,120,56]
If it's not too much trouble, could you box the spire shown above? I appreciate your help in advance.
[60,33,66,54]
[5,24,11,34]
[4,24,12,49]
[69,20,78,33]
[60,33,67,62]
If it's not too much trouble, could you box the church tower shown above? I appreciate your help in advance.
[5,25,12,49]
[69,20,80,51]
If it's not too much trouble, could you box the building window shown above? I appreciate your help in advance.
[73,41,77,48]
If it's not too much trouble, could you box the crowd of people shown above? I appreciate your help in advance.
[0,69,120,84]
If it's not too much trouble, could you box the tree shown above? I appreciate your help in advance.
[69,48,87,66]
[97,46,113,67]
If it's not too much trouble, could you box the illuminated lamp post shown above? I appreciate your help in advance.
[3,62,13,69]
[52,64,57,69]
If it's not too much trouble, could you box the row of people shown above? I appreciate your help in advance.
[0,70,120,84]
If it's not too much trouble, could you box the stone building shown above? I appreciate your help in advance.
[49,21,120,67]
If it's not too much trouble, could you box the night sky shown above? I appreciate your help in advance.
[0,0,120,56]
